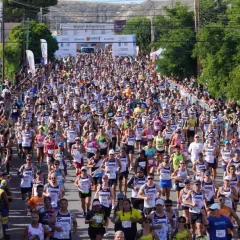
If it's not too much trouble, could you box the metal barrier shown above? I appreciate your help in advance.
[168,80,211,111]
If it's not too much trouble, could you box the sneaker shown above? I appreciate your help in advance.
[112,205,115,210]
[82,212,86,217]
[104,232,109,237]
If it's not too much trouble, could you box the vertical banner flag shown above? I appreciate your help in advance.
[40,39,48,65]
[26,50,36,76]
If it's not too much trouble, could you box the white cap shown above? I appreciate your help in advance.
[155,199,164,205]
[209,203,220,210]
[109,149,115,155]
[81,166,88,171]
[224,176,231,181]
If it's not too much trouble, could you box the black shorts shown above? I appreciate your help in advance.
[126,145,134,154]
[118,171,129,181]
[18,144,22,149]
[182,206,190,210]
[157,150,165,154]
[100,148,108,156]
[108,179,118,186]
[93,177,102,185]
[190,212,202,224]
[87,152,94,159]
[67,142,74,150]
[88,226,105,238]
[165,139,170,146]
[101,205,111,217]
[22,146,32,151]
[187,130,195,138]
[143,207,155,216]
[136,140,142,143]
[21,187,32,194]
[175,182,184,191]
[78,190,92,199]
[208,159,217,169]
[206,199,214,207]
[131,198,144,211]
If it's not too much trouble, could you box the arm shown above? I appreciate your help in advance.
[72,214,77,233]
[49,212,62,232]
[21,227,28,240]
[42,225,51,240]
[229,208,240,227]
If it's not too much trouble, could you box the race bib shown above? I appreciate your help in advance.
[139,162,146,168]
[122,220,131,228]
[179,182,184,187]
[48,149,54,155]
[216,230,226,238]
[93,215,103,223]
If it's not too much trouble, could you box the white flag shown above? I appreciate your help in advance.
[40,39,48,65]
[26,50,36,76]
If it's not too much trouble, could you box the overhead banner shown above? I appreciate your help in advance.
[26,50,36,76]
[54,35,136,43]
[40,39,48,65]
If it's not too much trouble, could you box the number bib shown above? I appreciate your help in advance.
[216,230,226,238]
[122,220,131,228]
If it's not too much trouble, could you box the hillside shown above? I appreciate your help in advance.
[46,0,195,26]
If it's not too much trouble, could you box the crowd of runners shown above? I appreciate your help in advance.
[0,49,239,240]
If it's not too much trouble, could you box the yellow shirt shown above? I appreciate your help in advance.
[139,233,153,240]
[134,107,143,115]
[117,208,142,222]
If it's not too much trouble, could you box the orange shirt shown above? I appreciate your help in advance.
[27,196,44,210]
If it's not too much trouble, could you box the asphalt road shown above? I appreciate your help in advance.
[6,144,235,240]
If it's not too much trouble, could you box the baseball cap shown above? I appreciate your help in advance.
[184,179,190,184]
[36,170,43,174]
[74,137,81,141]
[44,197,51,203]
[0,180,7,187]
[89,132,95,136]
[81,166,88,171]
[136,167,144,173]
[194,134,200,138]
[205,170,211,176]
[224,140,230,144]
[109,149,115,155]
[137,119,142,123]
[209,203,220,210]
[58,142,64,147]
[194,179,201,185]
[224,176,231,181]
[0,172,9,177]
[156,199,165,205]
[117,192,126,199]
[198,152,203,157]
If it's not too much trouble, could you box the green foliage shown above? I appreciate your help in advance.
[155,3,197,78]
[8,21,58,61]
[121,17,151,52]
[0,43,22,79]
[3,0,58,21]
[193,0,240,100]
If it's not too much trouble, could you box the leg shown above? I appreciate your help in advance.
[86,196,91,212]
[81,197,86,214]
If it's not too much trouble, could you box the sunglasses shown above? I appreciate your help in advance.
[165,205,172,207]
[54,164,59,166]
[26,159,32,161]
[148,178,153,180]
[178,221,186,223]
[45,201,51,203]
[144,221,151,224]
[118,198,124,200]
[210,209,216,211]
[180,162,185,164]
[51,178,57,180]
[219,198,225,202]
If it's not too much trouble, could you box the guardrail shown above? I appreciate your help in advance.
[168,80,211,111]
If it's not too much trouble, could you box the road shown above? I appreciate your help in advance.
[6,145,234,240]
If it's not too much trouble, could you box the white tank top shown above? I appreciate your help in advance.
[28,223,44,240]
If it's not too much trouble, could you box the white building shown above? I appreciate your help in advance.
[60,23,115,36]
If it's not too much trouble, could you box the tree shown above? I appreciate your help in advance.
[0,43,22,80]
[3,0,58,21]
[155,3,197,78]
[193,0,240,100]
[8,21,58,62]
[121,16,151,52]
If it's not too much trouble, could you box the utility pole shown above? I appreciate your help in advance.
[39,7,43,23]
[194,0,201,74]
[149,0,155,53]
[26,18,29,51]
[1,2,4,87]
